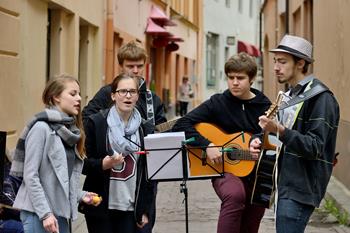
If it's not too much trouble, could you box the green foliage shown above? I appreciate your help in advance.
[322,198,349,226]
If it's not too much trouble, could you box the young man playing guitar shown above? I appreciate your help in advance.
[173,52,271,233]
[250,35,340,233]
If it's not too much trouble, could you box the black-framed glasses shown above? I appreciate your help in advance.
[115,89,139,97]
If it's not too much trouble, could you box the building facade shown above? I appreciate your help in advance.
[0,0,105,148]
[202,0,262,100]
[105,0,203,119]
[261,0,350,187]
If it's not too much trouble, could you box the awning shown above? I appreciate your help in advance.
[145,18,173,36]
[237,40,261,57]
[145,5,183,52]
[149,5,176,26]
[162,35,184,42]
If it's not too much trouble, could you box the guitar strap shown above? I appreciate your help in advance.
[279,82,328,110]
[146,90,155,125]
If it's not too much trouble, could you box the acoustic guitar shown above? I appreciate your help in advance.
[250,92,283,208]
[155,120,256,177]
[188,123,256,178]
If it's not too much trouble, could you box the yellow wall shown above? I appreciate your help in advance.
[313,0,350,187]
[0,0,105,149]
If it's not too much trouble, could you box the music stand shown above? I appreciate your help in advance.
[144,132,224,233]
[0,131,6,193]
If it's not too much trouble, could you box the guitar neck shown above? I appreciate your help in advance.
[226,149,257,161]
[155,118,180,132]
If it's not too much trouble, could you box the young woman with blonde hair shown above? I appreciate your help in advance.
[11,75,100,233]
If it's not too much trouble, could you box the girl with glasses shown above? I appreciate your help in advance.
[80,73,154,233]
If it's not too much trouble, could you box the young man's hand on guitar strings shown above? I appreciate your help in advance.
[206,143,222,164]
[258,115,285,136]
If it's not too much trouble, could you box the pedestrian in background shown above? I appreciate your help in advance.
[82,40,166,233]
[250,35,340,233]
[80,74,154,233]
[10,75,100,233]
[177,76,194,116]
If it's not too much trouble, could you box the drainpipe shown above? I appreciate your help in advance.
[284,0,289,91]
[285,0,289,34]
[105,0,114,84]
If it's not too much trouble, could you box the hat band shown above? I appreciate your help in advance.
[277,45,310,60]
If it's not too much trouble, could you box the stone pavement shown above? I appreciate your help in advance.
[73,177,350,233]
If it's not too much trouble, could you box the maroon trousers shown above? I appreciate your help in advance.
[212,173,265,233]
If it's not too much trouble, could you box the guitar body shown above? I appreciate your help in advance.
[250,149,277,208]
[188,123,255,178]
[251,134,281,208]
[250,92,283,208]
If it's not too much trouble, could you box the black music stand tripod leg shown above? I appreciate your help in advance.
[180,137,194,233]
[180,180,189,233]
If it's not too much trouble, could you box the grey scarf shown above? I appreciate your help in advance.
[107,105,142,155]
[10,108,81,177]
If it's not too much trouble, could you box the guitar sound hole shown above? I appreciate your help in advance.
[227,151,238,160]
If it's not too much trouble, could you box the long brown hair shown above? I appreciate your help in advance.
[42,74,86,159]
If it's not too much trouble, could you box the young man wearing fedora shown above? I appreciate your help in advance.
[250,35,340,232]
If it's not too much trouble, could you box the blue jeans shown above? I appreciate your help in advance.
[276,198,315,233]
[20,211,69,233]
[0,219,24,233]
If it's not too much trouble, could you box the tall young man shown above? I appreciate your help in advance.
[250,35,340,233]
[82,41,166,233]
[173,52,271,233]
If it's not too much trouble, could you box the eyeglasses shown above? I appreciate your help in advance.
[115,89,139,97]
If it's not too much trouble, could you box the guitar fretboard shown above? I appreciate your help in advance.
[155,118,179,132]
[226,150,257,161]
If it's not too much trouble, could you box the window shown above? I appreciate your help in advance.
[206,32,219,87]
[238,0,243,13]
[225,47,230,61]
[249,0,253,18]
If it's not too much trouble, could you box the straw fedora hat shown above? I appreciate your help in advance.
[270,35,314,63]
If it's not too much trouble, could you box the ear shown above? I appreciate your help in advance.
[52,95,60,104]
[250,77,256,86]
[111,92,116,102]
[296,59,305,70]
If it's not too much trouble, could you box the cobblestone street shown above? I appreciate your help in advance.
[73,179,350,233]
[153,180,350,233]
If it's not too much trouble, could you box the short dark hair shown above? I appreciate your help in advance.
[224,52,257,80]
[117,41,147,65]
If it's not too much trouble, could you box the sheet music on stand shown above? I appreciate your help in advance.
[144,131,223,233]
[144,131,186,181]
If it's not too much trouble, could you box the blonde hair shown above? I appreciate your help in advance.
[42,74,85,158]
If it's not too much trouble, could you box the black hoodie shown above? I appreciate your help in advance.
[172,88,271,147]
